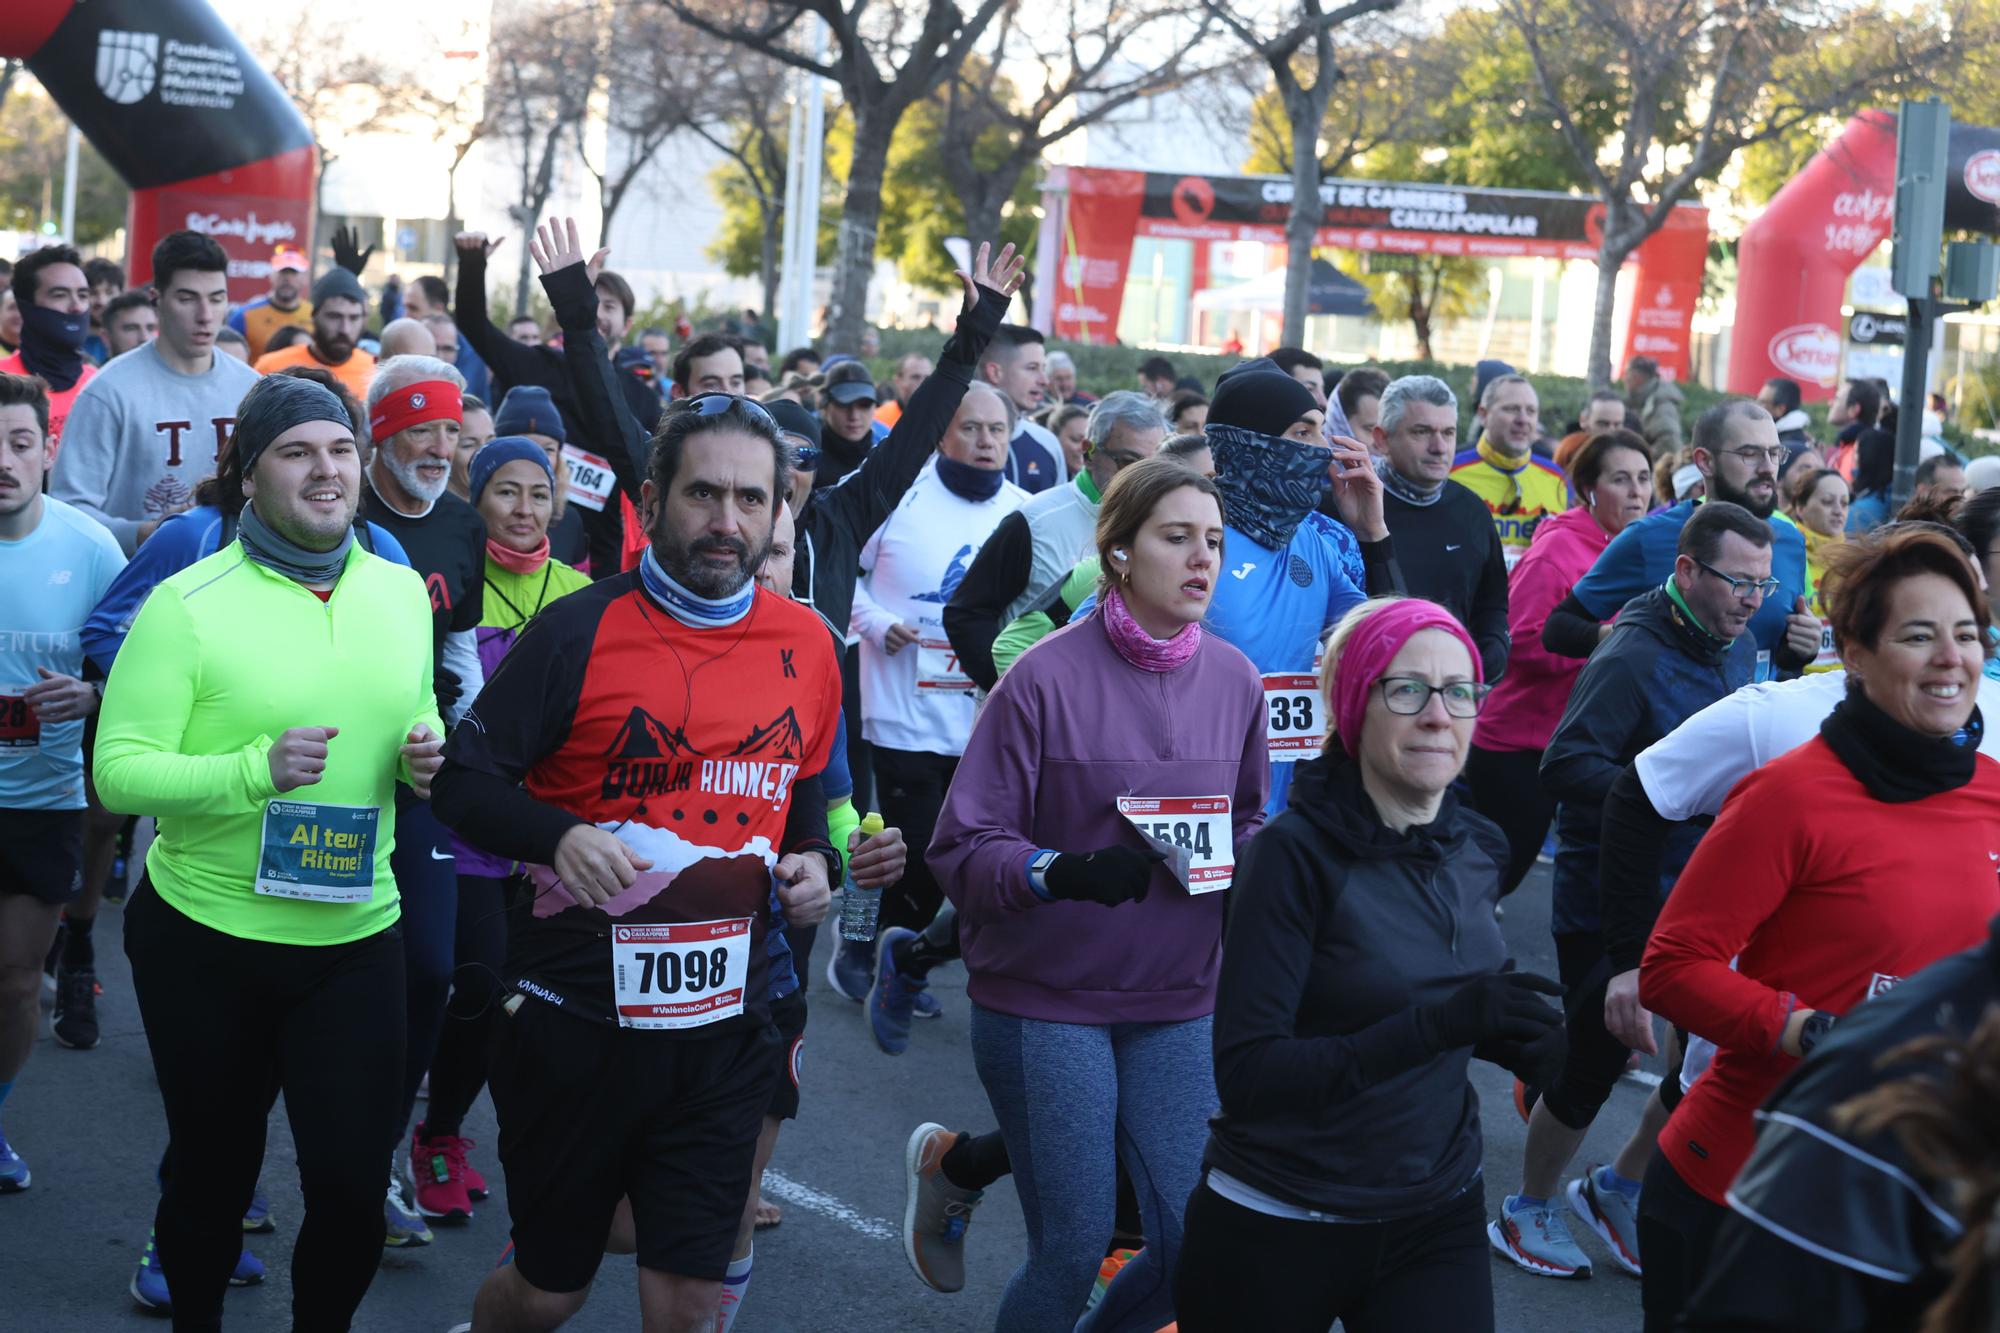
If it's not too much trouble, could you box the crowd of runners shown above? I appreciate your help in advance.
[5,213,2000,1333]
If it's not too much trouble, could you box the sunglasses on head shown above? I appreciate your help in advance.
[779,432,820,473]
[679,392,778,430]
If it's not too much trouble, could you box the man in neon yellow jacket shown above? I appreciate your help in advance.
[95,373,443,1330]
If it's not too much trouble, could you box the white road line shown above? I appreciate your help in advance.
[760,1170,898,1241]
[1624,1069,1663,1088]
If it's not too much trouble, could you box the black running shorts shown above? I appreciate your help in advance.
[488,999,779,1292]
[765,989,807,1122]
[0,808,85,905]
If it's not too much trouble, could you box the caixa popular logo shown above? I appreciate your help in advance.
[97,30,160,105]
[1767,323,1841,386]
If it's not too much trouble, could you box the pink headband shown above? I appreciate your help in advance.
[1333,599,1484,756]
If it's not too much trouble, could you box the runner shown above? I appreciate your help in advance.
[1788,466,1849,671]
[1638,525,2000,1332]
[1468,430,1654,894]
[251,270,376,397]
[226,245,312,360]
[0,372,124,1191]
[0,244,95,452]
[360,352,489,1249]
[1450,374,1569,568]
[95,372,444,1331]
[431,393,842,1332]
[407,437,591,1227]
[1176,597,1562,1333]
[926,455,1268,1331]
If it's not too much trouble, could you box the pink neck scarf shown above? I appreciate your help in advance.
[1332,599,1484,755]
[486,535,550,575]
[1102,584,1202,673]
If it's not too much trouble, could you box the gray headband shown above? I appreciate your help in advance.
[232,374,353,476]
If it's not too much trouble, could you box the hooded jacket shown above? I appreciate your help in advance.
[1474,506,1612,752]
[1541,584,1758,937]
[1203,748,1508,1219]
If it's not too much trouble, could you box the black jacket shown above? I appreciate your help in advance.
[1680,916,2000,1332]
[461,251,662,575]
[1205,748,1508,1219]
[1377,479,1510,682]
[791,285,1007,650]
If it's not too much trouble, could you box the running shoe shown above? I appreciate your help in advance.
[903,1122,983,1294]
[1568,1167,1643,1276]
[1087,1247,1141,1311]
[408,1124,476,1223]
[241,1188,275,1234]
[868,927,925,1055]
[231,1248,265,1286]
[464,1158,490,1202]
[1488,1193,1593,1278]
[912,988,943,1020]
[826,936,875,1002]
[0,1130,28,1192]
[51,963,100,1049]
[384,1174,434,1247]
[129,1233,266,1313]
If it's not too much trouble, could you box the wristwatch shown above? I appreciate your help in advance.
[1027,849,1060,898]
[1797,1009,1837,1056]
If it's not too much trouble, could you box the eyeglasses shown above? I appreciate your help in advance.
[679,392,777,430]
[1722,446,1786,467]
[1378,677,1490,718]
[1695,557,1780,600]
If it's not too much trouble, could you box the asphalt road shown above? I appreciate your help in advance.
[7,858,1655,1332]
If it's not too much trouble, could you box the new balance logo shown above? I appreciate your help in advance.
[47,570,72,585]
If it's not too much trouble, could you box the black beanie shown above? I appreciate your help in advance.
[1207,368,1321,440]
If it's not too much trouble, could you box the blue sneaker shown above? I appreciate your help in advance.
[0,1130,29,1192]
[131,1229,170,1311]
[241,1189,275,1234]
[868,927,926,1056]
[230,1248,266,1286]
[385,1174,433,1248]
[826,935,875,1003]
[912,988,943,1020]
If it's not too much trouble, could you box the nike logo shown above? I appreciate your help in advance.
[1230,562,1257,580]
[429,848,454,861]
[1445,543,1461,552]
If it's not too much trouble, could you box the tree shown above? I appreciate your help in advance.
[700,69,839,323]
[1205,0,1403,347]
[1350,251,1483,360]
[0,75,126,245]
[578,5,730,238]
[666,0,1012,352]
[1498,0,1988,385]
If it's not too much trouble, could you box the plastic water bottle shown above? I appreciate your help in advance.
[838,812,887,942]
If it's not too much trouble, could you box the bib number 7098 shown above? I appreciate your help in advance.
[613,918,751,1030]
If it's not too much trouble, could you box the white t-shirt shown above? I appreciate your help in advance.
[851,464,1028,755]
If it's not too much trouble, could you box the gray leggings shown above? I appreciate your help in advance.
[971,1003,1214,1333]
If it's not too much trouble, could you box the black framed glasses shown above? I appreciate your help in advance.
[1378,677,1490,718]
[679,392,778,430]
[1694,558,1780,600]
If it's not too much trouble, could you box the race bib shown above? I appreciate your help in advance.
[255,801,378,903]
[613,918,752,1030]
[1118,795,1233,892]
[1754,648,1773,684]
[1502,545,1525,573]
[561,446,614,512]
[1263,673,1326,763]
[1808,619,1841,672]
[916,637,973,693]
[0,695,40,748]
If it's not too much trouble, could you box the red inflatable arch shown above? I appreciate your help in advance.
[1,0,316,302]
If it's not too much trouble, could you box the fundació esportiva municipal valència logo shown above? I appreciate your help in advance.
[96,29,159,105]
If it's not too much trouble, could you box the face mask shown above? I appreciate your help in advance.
[17,303,88,392]
[935,454,1004,501]
[1208,422,1333,550]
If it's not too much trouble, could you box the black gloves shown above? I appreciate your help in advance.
[434,667,464,715]
[331,223,376,276]
[1417,968,1564,1053]
[1476,1025,1568,1090]
[1042,845,1166,907]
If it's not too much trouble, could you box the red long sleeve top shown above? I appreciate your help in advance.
[1641,736,2000,1203]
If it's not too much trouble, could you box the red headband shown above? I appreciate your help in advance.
[369,380,463,443]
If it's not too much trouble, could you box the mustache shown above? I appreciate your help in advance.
[691,535,751,563]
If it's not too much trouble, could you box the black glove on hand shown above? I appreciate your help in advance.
[1475,1023,1568,1091]
[434,667,464,715]
[331,223,376,276]
[1417,969,1564,1052]
[1042,845,1165,907]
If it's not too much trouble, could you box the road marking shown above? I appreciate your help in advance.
[760,1171,898,1241]
[1624,1069,1663,1088]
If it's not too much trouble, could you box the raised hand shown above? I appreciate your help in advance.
[330,224,376,276]
[528,217,610,284]
[453,231,507,261]
[958,241,1026,314]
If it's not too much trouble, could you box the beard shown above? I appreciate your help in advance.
[260,491,358,551]
[1710,468,1777,520]
[657,528,771,600]
[381,448,450,506]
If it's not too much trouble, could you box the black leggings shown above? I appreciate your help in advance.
[421,873,514,1139]
[125,880,405,1333]
[1542,931,1634,1131]
[1464,745,1555,897]
[871,746,958,936]
[1638,1151,1728,1333]
[1175,1176,1492,1333]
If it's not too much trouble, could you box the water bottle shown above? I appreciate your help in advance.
[838,812,887,942]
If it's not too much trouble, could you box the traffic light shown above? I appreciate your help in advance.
[1891,98,1949,299]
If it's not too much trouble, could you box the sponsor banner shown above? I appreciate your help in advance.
[1768,323,1843,387]
[1846,312,1907,346]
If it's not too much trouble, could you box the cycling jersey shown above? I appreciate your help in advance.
[94,542,443,945]
[1449,440,1570,570]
